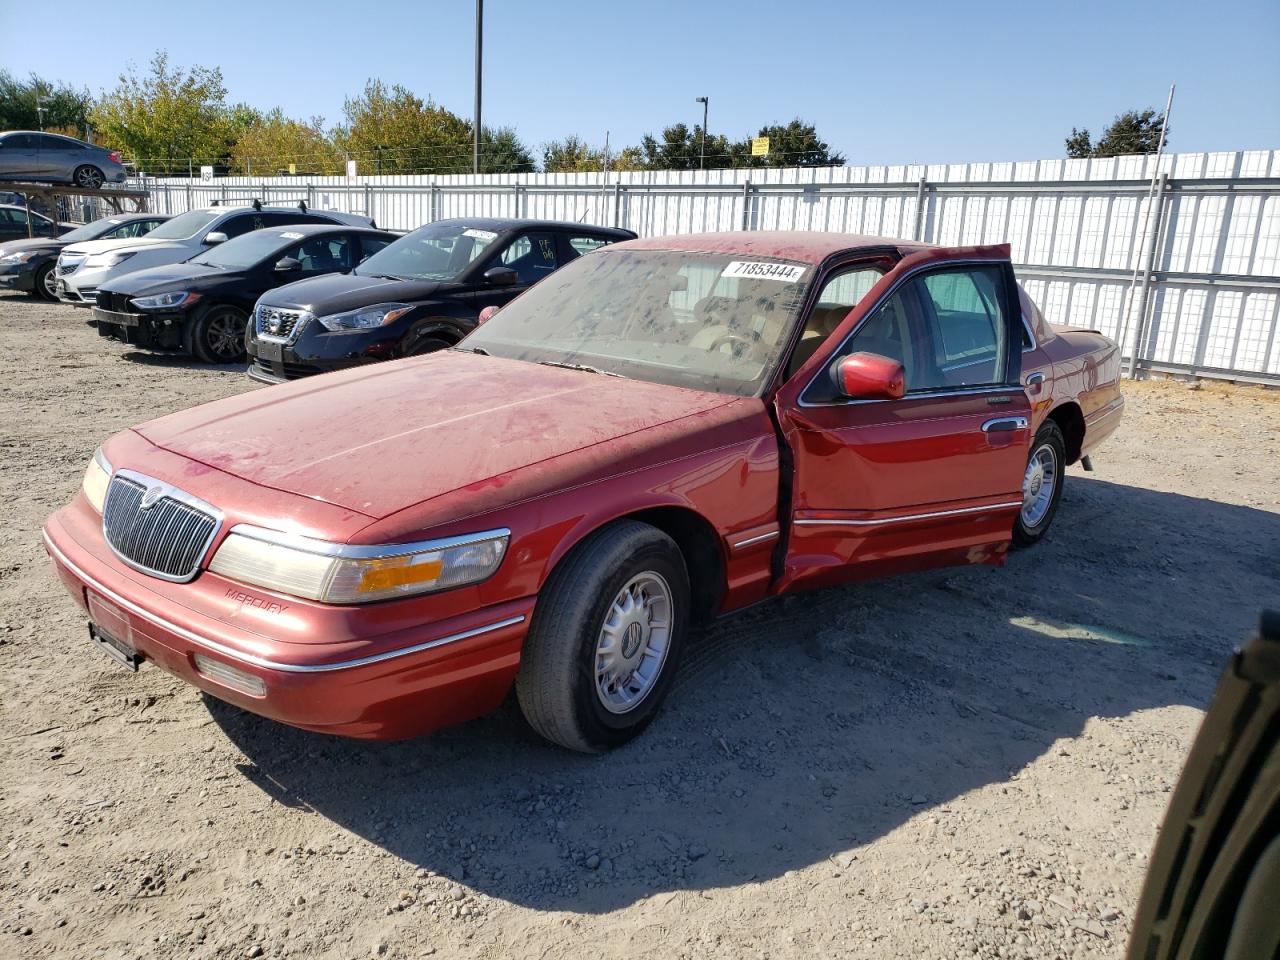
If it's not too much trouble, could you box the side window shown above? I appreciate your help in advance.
[39,135,76,152]
[806,265,1013,402]
[288,235,354,274]
[4,134,38,150]
[564,234,614,259]
[108,221,143,239]
[495,232,559,284]
[916,267,1008,388]
[358,235,394,262]
[786,265,884,378]
[218,214,264,239]
[0,208,21,224]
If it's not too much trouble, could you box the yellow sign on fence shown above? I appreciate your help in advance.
[288,163,297,175]
[751,136,770,157]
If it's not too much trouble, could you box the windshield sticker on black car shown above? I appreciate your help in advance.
[463,228,498,241]
[721,261,808,284]
[279,232,305,240]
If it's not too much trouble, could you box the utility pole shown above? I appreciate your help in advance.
[695,96,708,170]
[473,0,483,174]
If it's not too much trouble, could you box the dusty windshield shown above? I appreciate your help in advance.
[354,221,500,282]
[460,248,813,397]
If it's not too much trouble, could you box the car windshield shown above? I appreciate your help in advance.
[59,218,128,243]
[353,221,502,282]
[460,248,815,397]
[143,209,221,241]
[189,229,300,269]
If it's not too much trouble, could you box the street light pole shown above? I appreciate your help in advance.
[474,0,483,174]
[695,96,708,170]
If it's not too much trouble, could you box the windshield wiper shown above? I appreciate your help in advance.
[368,273,410,282]
[468,346,489,355]
[537,360,623,378]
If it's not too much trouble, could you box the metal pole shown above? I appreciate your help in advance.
[1117,83,1175,378]
[913,176,928,241]
[1129,173,1170,376]
[696,97,708,170]
[473,0,483,175]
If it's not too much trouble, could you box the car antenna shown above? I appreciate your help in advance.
[297,200,308,213]
[252,199,263,212]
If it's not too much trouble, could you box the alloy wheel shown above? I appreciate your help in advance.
[594,571,673,714]
[1021,443,1058,528]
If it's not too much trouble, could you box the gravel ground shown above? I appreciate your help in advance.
[2,293,1278,960]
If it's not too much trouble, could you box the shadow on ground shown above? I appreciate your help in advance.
[210,477,1280,913]
[119,350,246,375]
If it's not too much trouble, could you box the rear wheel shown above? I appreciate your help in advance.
[1012,420,1066,548]
[34,262,57,301]
[188,304,249,363]
[516,521,690,753]
[72,165,105,190]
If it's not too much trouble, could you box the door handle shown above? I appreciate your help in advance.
[1024,372,1046,387]
[982,416,1029,433]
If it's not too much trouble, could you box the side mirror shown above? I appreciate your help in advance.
[832,352,905,401]
[203,231,228,245]
[274,256,302,272]
[477,305,500,325]
[483,266,518,287]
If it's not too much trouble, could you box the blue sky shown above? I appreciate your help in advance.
[1,0,1276,164]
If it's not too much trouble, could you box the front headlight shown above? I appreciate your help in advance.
[0,251,36,264]
[84,250,138,268]
[132,291,201,310]
[208,527,510,604]
[316,302,414,332]
[82,448,111,513]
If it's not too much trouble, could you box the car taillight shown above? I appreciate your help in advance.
[109,152,120,163]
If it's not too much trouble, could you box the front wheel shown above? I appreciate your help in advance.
[1012,420,1066,548]
[188,304,249,363]
[405,335,453,357]
[72,165,105,189]
[34,262,58,301]
[516,521,690,753]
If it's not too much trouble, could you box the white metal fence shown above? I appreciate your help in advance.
[129,149,1280,383]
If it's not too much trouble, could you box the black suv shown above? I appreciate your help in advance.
[245,217,635,383]
[93,224,397,362]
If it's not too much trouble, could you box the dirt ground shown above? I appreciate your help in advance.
[2,293,1278,960]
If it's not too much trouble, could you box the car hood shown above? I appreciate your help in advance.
[101,261,227,295]
[0,237,64,256]
[133,351,740,523]
[61,236,187,257]
[262,272,455,315]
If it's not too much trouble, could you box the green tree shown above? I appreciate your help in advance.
[229,109,342,175]
[480,126,535,173]
[542,136,645,173]
[1065,109,1169,158]
[0,71,93,138]
[90,52,233,173]
[334,80,472,174]
[730,119,844,168]
[638,123,733,170]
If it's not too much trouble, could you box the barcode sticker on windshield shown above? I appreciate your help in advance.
[721,260,807,283]
[279,231,305,240]
[463,228,498,241]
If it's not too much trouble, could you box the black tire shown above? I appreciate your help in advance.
[516,521,690,753]
[188,304,249,363]
[33,262,57,302]
[1012,420,1067,548]
[72,165,105,190]
[405,335,453,357]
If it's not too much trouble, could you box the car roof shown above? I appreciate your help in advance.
[0,203,50,216]
[618,231,934,264]
[430,217,635,237]
[252,223,391,238]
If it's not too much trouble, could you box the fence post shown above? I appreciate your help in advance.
[612,183,622,228]
[740,180,752,230]
[513,183,521,218]
[913,176,929,241]
[365,184,372,221]
[1128,173,1171,378]
[431,183,439,222]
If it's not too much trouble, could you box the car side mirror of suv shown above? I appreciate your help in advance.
[483,266,518,287]
[832,352,905,401]
[203,231,229,245]
[274,256,302,272]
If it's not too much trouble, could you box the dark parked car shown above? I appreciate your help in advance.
[0,213,168,300]
[245,217,635,383]
[92,224,398,363]
[0,202,67,243]
[1126,609,1280,960]
[0,131,127,188]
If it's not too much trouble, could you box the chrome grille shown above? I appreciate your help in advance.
[102,472,221,582]
[57,253,86,275]
[255,305,308,343]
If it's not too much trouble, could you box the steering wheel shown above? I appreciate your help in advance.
[707,332,751,358]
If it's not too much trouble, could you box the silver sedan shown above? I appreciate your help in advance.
[0,131,127,189]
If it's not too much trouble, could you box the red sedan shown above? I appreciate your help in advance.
[43,232,1123,751]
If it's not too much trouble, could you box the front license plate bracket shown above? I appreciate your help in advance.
[88,622,143,672]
